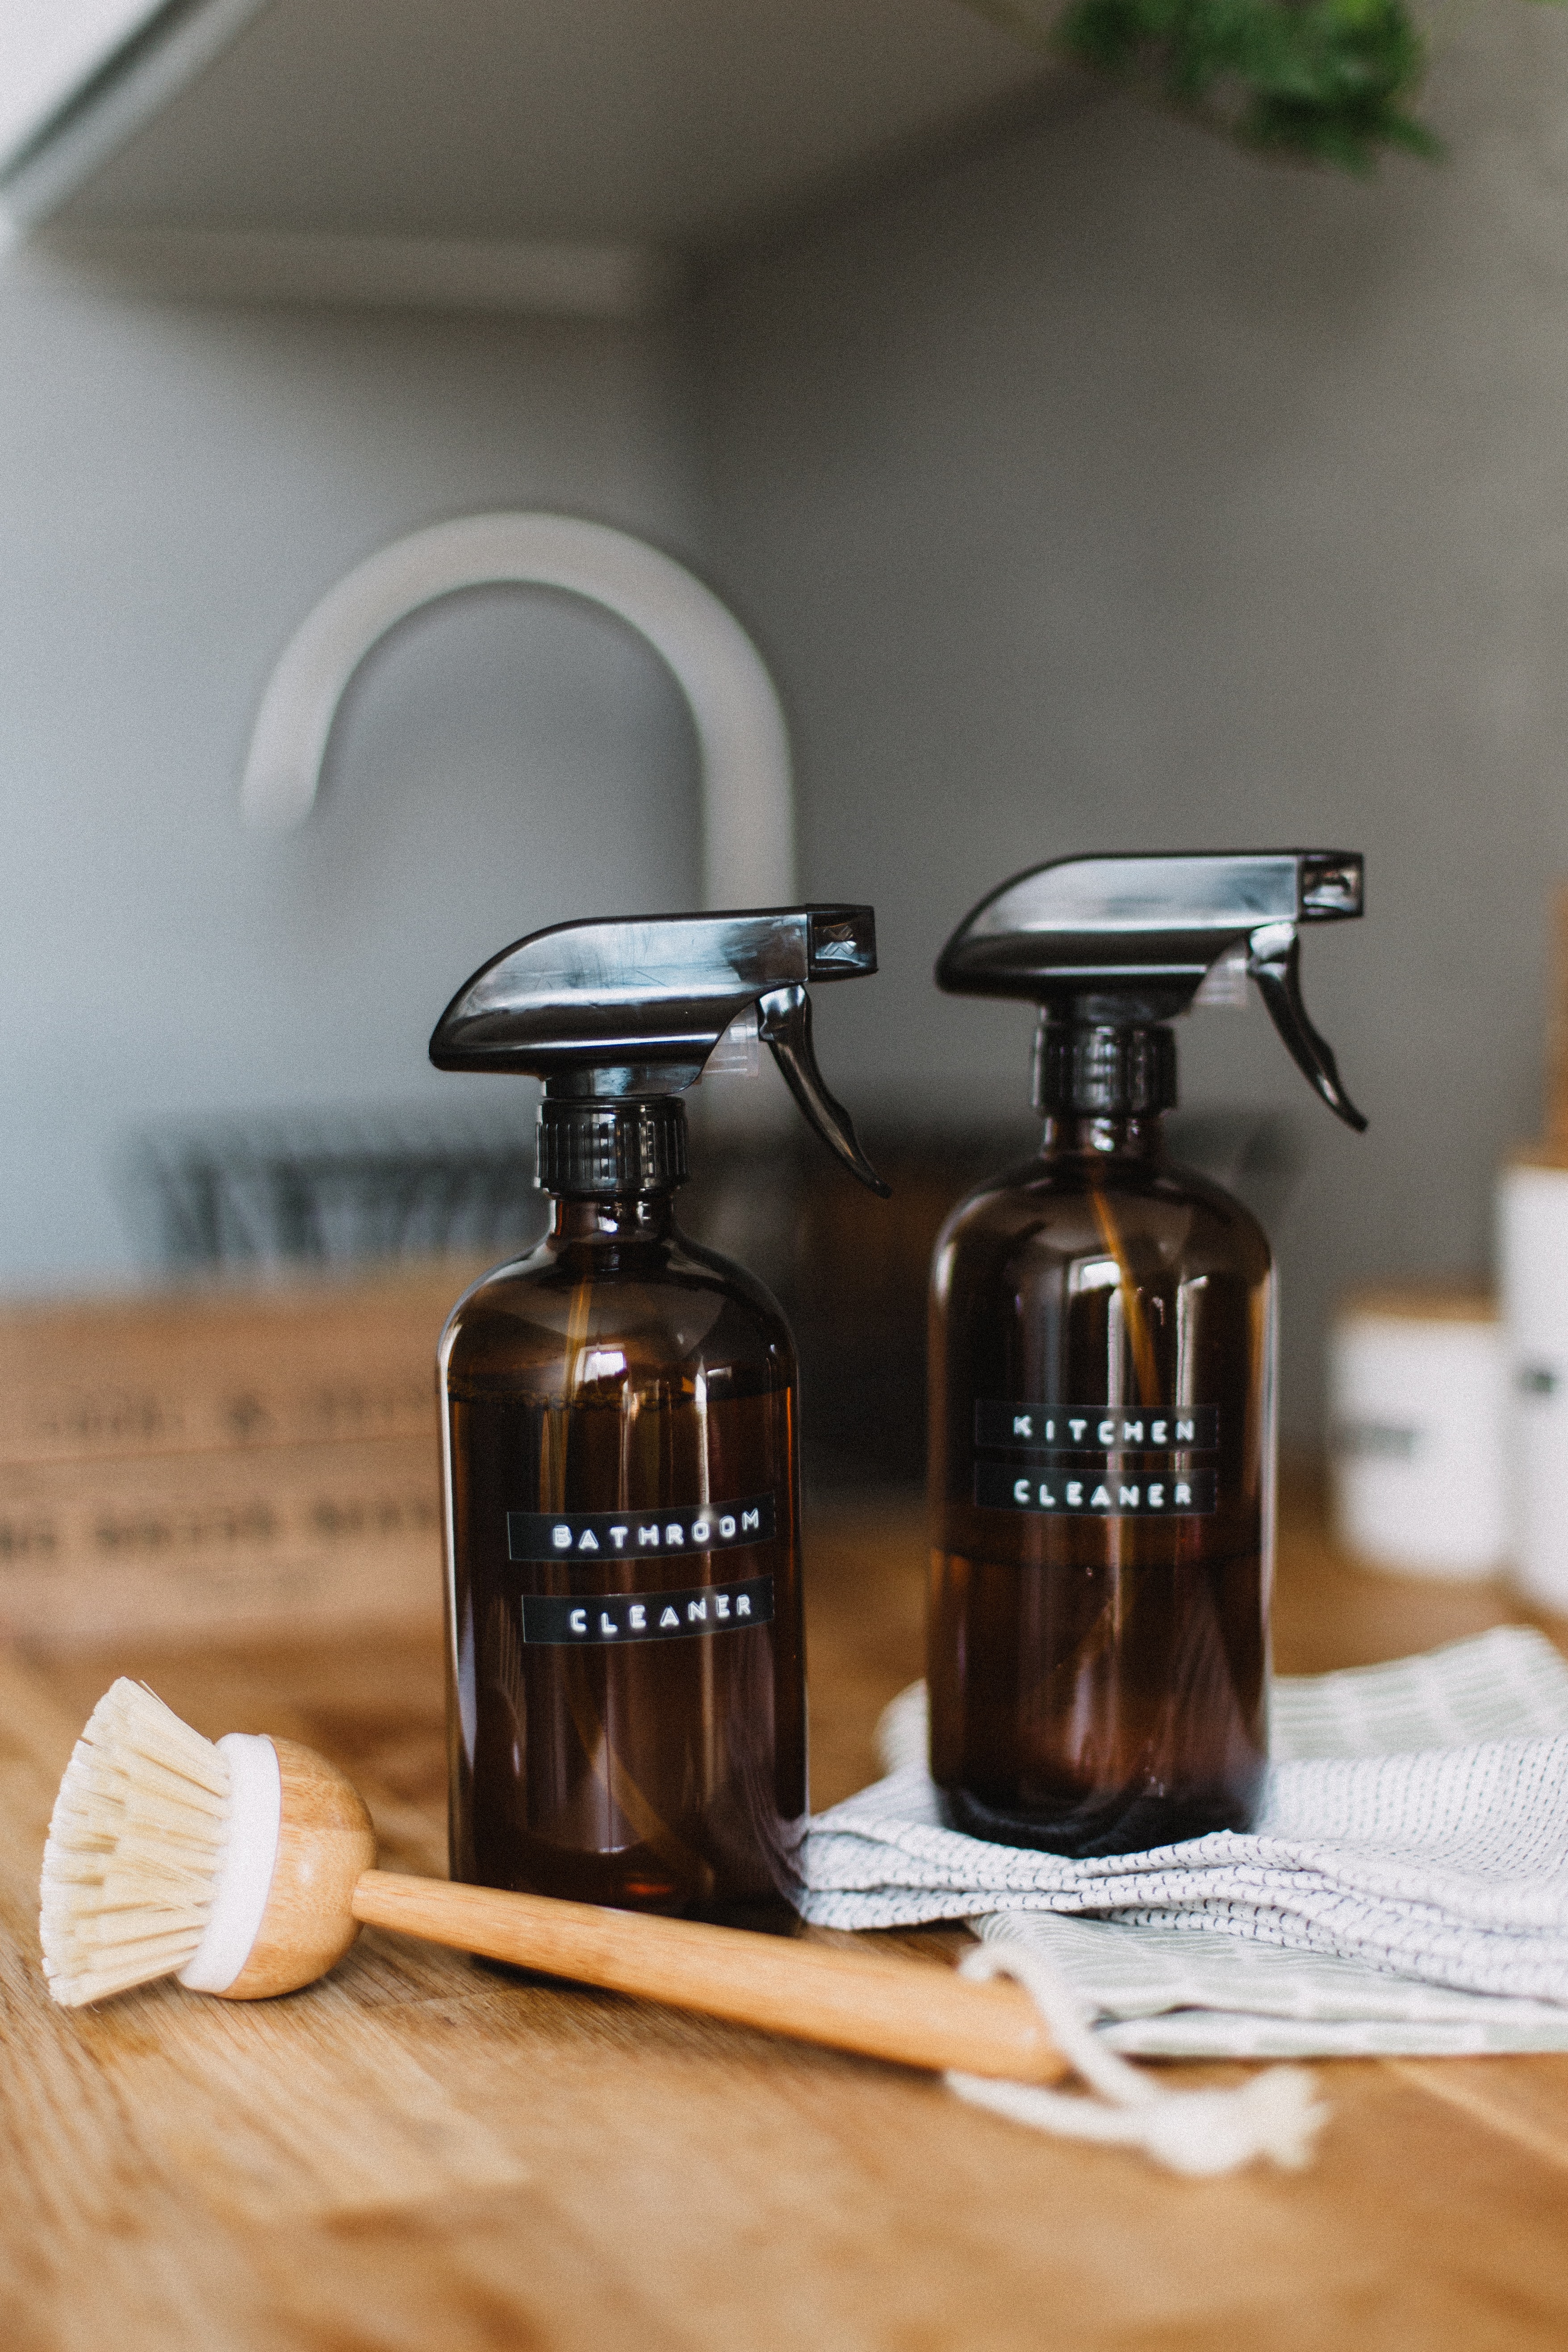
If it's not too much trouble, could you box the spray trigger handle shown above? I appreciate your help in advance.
[1246,922,1367,1132]
[935,850,1367,1130]
[757,986,890,1195]
[430,904,888,1192]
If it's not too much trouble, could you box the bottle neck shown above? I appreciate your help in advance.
[1039,1112,1163,1162]
[536,1095,689,1197]
[548,1193,677,1243]
[1033,1018,1178,1122]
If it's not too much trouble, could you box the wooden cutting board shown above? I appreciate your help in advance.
[6,1500,1568,2352]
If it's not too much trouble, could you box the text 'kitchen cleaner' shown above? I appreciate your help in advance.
[928,851,1367,1856]
[431,907,887,1925]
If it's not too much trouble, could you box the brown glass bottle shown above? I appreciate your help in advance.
[928,1108,1274,1856]
[441,1178,805,1925]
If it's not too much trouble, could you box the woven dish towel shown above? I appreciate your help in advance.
[799,1627,1568,2059]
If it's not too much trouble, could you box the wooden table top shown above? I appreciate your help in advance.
[5,1483,1568,2352]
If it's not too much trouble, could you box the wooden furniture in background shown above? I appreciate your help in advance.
[0,1265,480,1647]
[1548,881,1568,1150]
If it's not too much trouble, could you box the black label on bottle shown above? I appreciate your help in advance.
[976,1463,1217,1515]
[975,1402,1219,1454]
[507,1494,776,1564]
[519,1575,774,1645]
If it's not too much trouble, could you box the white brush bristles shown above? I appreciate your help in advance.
[41,1678,233,2008]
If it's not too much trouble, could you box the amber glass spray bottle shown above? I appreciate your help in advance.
[431,908,887,1923]
[928,852,1367,1855]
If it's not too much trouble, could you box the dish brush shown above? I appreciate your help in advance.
[39,1677,1067,2081]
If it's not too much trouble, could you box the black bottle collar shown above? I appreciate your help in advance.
[1033,1022,1177,1118]
[535,1098,690,1198]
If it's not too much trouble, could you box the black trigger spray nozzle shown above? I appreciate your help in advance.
[936,849,1367,1131]
[430,904,889,1195]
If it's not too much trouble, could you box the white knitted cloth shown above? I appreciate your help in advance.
[800,1628,1568,2058]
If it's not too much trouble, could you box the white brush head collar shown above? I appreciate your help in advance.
[177,1733,281,1994]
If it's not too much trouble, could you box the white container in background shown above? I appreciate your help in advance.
[1498,1156,1568,1609]
[1329,1289,1506,1578]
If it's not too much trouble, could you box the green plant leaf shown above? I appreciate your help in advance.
[1054,0,1439,170]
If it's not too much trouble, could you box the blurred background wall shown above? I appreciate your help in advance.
[690,11,1568,1442]
[6,2,1568,1446]
[0,273,702,1282]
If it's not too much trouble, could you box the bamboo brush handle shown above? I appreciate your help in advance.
[351,1871,1067,2085]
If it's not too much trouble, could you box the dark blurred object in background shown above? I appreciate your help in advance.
[129,1113,548,1272]
[125,1107,1304,1490]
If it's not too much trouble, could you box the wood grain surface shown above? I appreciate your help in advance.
[5,1483,1568,2351]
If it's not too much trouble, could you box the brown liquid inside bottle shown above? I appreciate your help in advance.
[928,1109,1273,1855]
[442,1188,805,1924]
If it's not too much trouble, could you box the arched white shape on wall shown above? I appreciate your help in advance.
[239,512,797,909]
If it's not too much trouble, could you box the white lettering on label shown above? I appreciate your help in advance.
[1069,1420,1087,1441]
[691,1520,710,1544]
[1098,1420,1116,1446]
[638,1525,660,1547]
[1151,1422,1167,1445]
[553,1527,572,1550]
[1176,1419,1196,1444]
[742,1508,760,1532]
[1013,1414,1033,1438]
[719,1516,736,1539]
[519,1573,772,1648]
[976,1456,1217,1517]
[1122,1421,1143,1444]
[578,1531,599,1552]
[665,1525,684,1547]
[610,1526,628,1550]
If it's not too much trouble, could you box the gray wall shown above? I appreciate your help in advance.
[690,13,1568,1440]
[0,271,701,1283]
[9,7,1568,1446]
